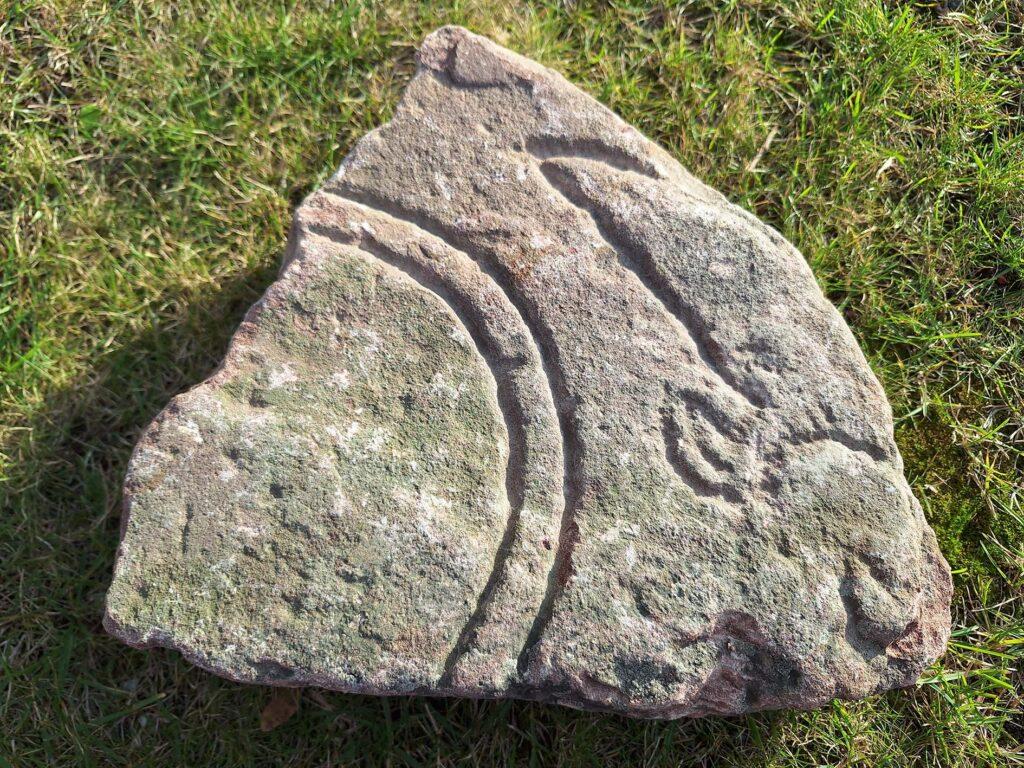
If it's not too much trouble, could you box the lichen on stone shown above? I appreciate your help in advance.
[106,26,951,718]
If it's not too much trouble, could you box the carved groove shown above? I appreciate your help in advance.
[308,226,525,672]
[664,383,752,443]
[312,188,579,679]
[428,62,537,95]
[839,572,884,664]
[525,136,663,179]
[307,223,534,669]
[429,57,664,181]
[530,153,767,504]
[533,158,764,412]
[180,503,195,554]
[661,410,745,504]
[786,429,888,463]
[361,239,528,678]
[694,433,736,474]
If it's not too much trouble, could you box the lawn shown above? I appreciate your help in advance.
[2,0,1022,765]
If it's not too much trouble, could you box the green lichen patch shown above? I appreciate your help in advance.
[107,245,511,688]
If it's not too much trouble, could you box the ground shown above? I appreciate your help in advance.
[1,0,1022,765]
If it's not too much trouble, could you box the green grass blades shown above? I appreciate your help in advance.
[1,0,1022,765]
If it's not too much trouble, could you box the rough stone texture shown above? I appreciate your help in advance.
[105,26,952,718]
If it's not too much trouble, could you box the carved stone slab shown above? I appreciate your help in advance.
[105,26,951,718]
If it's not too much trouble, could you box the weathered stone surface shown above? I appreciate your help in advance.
[105,26,952,718]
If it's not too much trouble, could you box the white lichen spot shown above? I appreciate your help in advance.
[218,466,238,483]
[433,172,452,200]
[392,487,454,543]
[130,446,170,481]
[611,195,642,224]
[331,488,351,517]
[364,426,390,453]
[709,260,735,279]
[537,98,564,132]
[349,328,381,362]
[329,369,351,389]
[427,371,466,401]
[419,489,453,517]
[449,325,471,347]
[623,544,637,570]
[178,420,204,444]
[529,233,553,250]
[210,555,236,572]
[191,392,226,419]
[327,313,343,344]
[325,421,361,453]
[243,411,275,432]
[268,362,298,390]
[347,219,376,237]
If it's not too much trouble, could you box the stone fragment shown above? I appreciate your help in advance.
[105,26,952,718]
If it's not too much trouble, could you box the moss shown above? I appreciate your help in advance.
[896,417,991,581]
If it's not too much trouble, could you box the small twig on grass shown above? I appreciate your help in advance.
[745,126,778,173]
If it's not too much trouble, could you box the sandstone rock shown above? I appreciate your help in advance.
[105,26,951,718]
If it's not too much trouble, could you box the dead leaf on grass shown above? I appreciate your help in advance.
[259,687,300,732]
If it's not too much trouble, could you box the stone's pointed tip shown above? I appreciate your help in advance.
[417,25,475,72]
[421,24,474,48]
[415,25,468,64]
[106,27,951,720]
[416,24,550,93]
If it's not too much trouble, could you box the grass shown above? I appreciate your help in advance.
[1,0,1022,764]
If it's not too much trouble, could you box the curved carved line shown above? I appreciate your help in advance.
[785,429,888,463]
[660,410,744,505]
[529,154,768,509]
[532,157,764,412]
[307,190,575,682]
[306,225,529,670]
[359,239,530,679]
[524,135,664,179]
